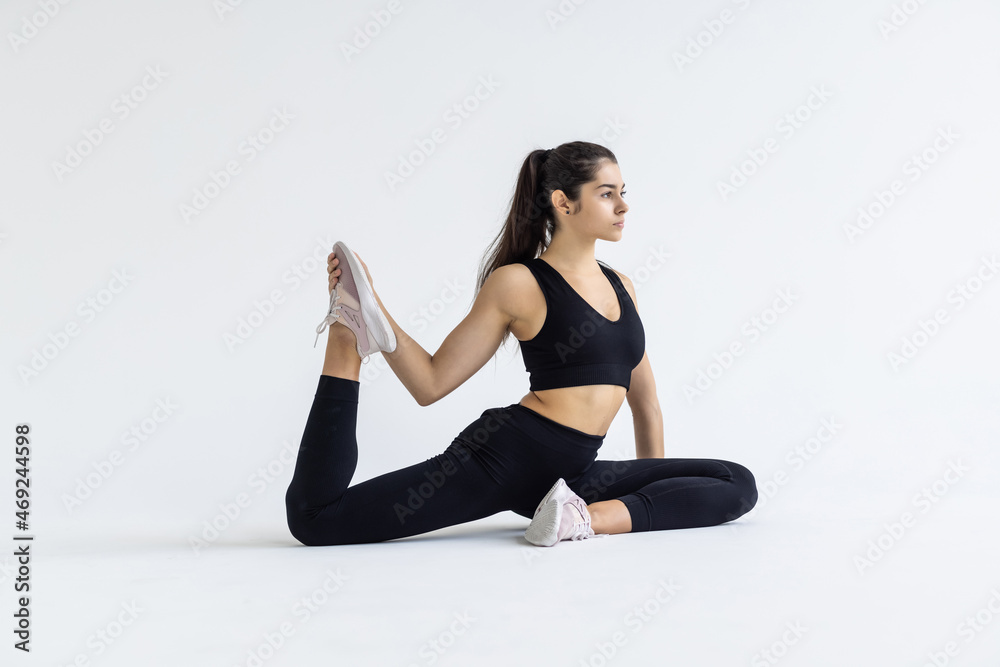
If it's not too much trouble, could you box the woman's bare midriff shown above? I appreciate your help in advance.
[517,386,625,437]
[508,259,631,437]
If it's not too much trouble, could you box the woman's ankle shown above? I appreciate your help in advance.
[588,500,632,534]
[322,326,362,380]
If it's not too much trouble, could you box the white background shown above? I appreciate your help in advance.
[2,0,999,665]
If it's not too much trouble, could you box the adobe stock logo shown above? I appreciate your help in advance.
[179,107,294,224]
[8,0,73,53]
[384,75,500,192]
[885,254,998,371]
[751,620,808,666]
[717,86,832,201]
[853,459,968,575]
[51,66,169,182]
[339,0,409,62]
[843,126,959,244]
[671,0,756,73]
[17,269,134,385]
[920,587,1000,667]
[578,578,681,667]
[878,0,931,39]
[684,288,798,402]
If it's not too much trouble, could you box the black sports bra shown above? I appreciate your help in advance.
[517,257,645,391]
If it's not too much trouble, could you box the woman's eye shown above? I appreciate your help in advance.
[604,191,626,198]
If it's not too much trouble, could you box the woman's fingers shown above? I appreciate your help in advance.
[327,252,341,292]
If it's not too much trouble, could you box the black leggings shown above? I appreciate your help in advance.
[285,375,758,546]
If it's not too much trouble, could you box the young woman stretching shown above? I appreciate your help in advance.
[285,141,758,547]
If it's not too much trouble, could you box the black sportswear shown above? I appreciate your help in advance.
[517,257,645,392]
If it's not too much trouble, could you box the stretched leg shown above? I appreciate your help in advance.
[285,327,526,546]
[566,457,758,533]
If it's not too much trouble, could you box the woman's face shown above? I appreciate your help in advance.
[554,160,628,241]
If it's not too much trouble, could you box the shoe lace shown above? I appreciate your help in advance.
[311,290,372,365]
[565,496,609,541]
[313,290,343,348]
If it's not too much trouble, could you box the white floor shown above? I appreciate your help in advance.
[29,487,1000,666]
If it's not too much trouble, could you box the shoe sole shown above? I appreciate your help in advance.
[332,242,397,357]
[524,497,563,547]
[531,478,566,518]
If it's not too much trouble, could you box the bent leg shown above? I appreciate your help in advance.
[285,376,523,546]
[565,457,758,532]
[284,375,360,515]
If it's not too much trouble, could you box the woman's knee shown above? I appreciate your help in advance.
[286,492,392,546]
[721,459,758,518]
[286,512,353,547]
[286,499,317,546]
[286,489,335,546]
[288,521,320,547]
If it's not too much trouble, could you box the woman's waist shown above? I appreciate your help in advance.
[453,403,605,458]
[517,389,624,438]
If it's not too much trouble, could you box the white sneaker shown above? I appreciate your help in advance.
[314,241,397,362]
[524,478,608,547]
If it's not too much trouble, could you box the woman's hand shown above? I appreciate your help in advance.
[327,249,374,294]
[327,252,340,294]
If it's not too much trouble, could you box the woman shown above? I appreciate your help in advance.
[285,141,758,547]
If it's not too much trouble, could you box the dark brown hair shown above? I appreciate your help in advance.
[475,141,618,350]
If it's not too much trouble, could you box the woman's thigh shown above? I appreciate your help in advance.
[563,457,757,531]
[566,458,756,503]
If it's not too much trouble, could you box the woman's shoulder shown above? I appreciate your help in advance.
[479,262,544,336]
[488,262,540,297]
[599,261,638,307]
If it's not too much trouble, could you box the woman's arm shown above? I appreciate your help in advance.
[616,272,664,458]
[361,258,514,407]
[632,401,664,459]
